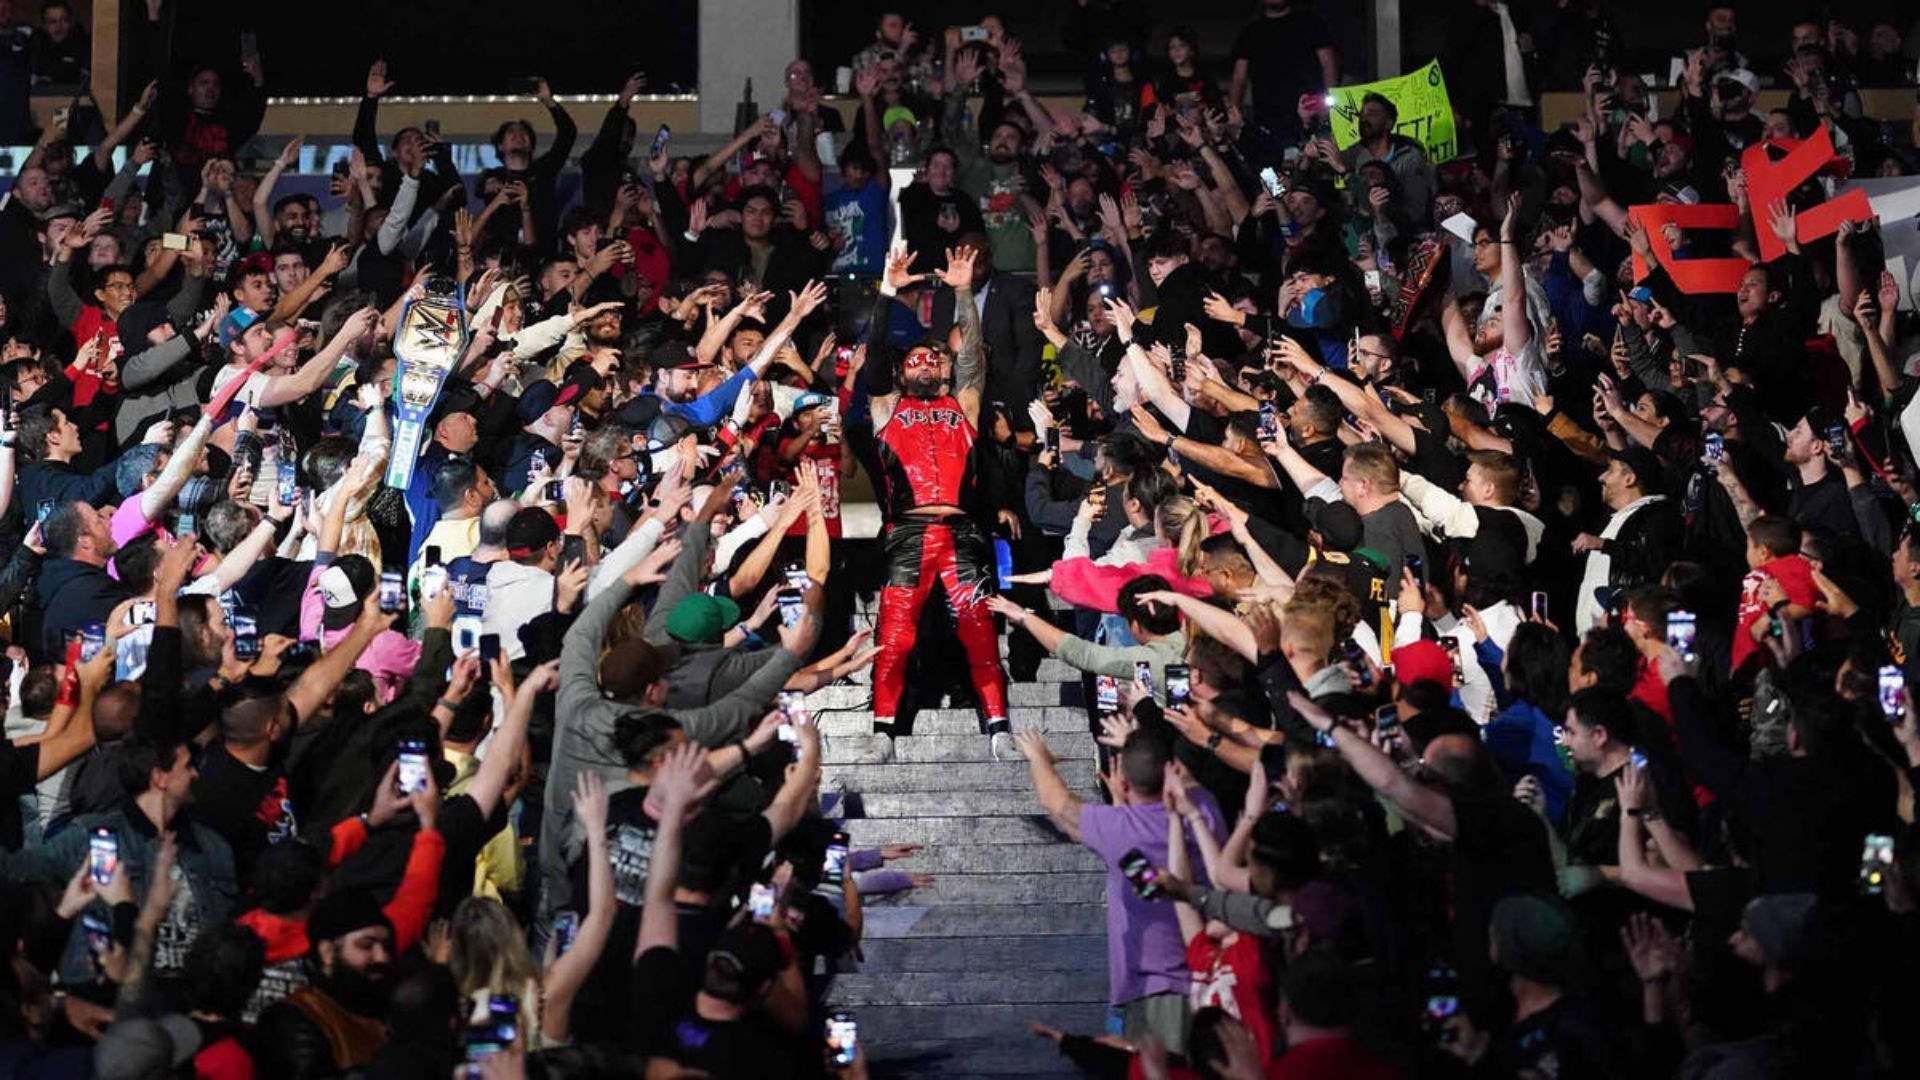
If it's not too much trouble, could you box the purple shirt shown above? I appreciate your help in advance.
[1079,789,1226,1005]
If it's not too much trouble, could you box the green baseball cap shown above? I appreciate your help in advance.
[665,593,742,644]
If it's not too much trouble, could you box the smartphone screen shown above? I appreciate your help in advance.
[231,613,259,660]
[783,562,811,591]
[823,831,850,886]
[88,828,119,886]
[551,911,579,957]
[1045,426,1060,452]
[1134,660,1154,694]
[749,882,777,919]
[1259,401,1279,440]
[1405,553,1423,580]
[827,1012,859,1068]
[1165,664,1192,707]
[397,739,429,794]
[1666,610,1697,661]
[1862,834,1895,895]
[1119,848,1162,899]
[378,570,405,614]
[479,633,501,666]
[1440,638,1463,683]
[1878,665,1906,720]
[464,995,519,1062]
[1531,590,1549,621]
[777,689,809,728]
[652,124,672,159]
[993,539,1014,590]
[778,590,804,627]
[79,623,107,663]
[1704,432,1725,463]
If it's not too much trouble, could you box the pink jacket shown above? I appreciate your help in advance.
[299,565,423,701]
[1050,545,1213,614]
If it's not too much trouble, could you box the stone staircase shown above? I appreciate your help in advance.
[807,630,1109,1078]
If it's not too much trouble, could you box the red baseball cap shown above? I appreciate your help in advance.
[1392,639,1452,689]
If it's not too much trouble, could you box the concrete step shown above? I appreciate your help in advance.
[1034,658,1082,683]
[862,872,1105,907]
[881,844,1104,875]
[848,1002,1111,1045]
[863,1035,1088,1077]
[844,815,1076,848]
[815,707,1089,737]
[858,791,1070,818]
[856,934,1108,973]
[824,732,1096,765]
[813,684,1074,709]
[822,761,1046,794]
[856,904,1108,939]
[827,971,1108,1007]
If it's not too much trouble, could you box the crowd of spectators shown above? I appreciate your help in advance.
[1,1,1920,1078]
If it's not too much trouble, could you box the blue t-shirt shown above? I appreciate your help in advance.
[824,181,889,275]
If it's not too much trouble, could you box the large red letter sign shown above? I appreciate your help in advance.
[1741,126,1873,263]
[1629,204,1750,294]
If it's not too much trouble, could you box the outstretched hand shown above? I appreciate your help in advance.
[939,245,979,289]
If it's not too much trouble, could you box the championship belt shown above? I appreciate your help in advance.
[386,276,469,489]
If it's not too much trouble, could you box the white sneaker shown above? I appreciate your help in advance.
[989,730,1015,762]
[861,731,896,764]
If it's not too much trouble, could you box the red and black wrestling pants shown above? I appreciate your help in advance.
[872,514,1009,734]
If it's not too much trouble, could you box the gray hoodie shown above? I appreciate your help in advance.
[539,555,803,923]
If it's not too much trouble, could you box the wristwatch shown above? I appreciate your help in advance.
[1205,731,1224,751]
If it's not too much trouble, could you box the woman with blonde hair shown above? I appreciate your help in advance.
[448,895,542,1043]
[1015,486,1214,615]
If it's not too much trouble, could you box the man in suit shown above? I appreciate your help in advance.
[930,232,1042,427]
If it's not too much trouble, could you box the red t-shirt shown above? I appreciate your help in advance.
[1186,932,1275,1060]
[615,225,674,314]
[1732,554,1819,671]
[1631,658,1671,725]
[781,439,843,539]
[1266,1035,1404,1080]
[66,306,121,410]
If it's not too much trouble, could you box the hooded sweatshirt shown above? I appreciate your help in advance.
[484,560,556,661]
[235,817,443,1021]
